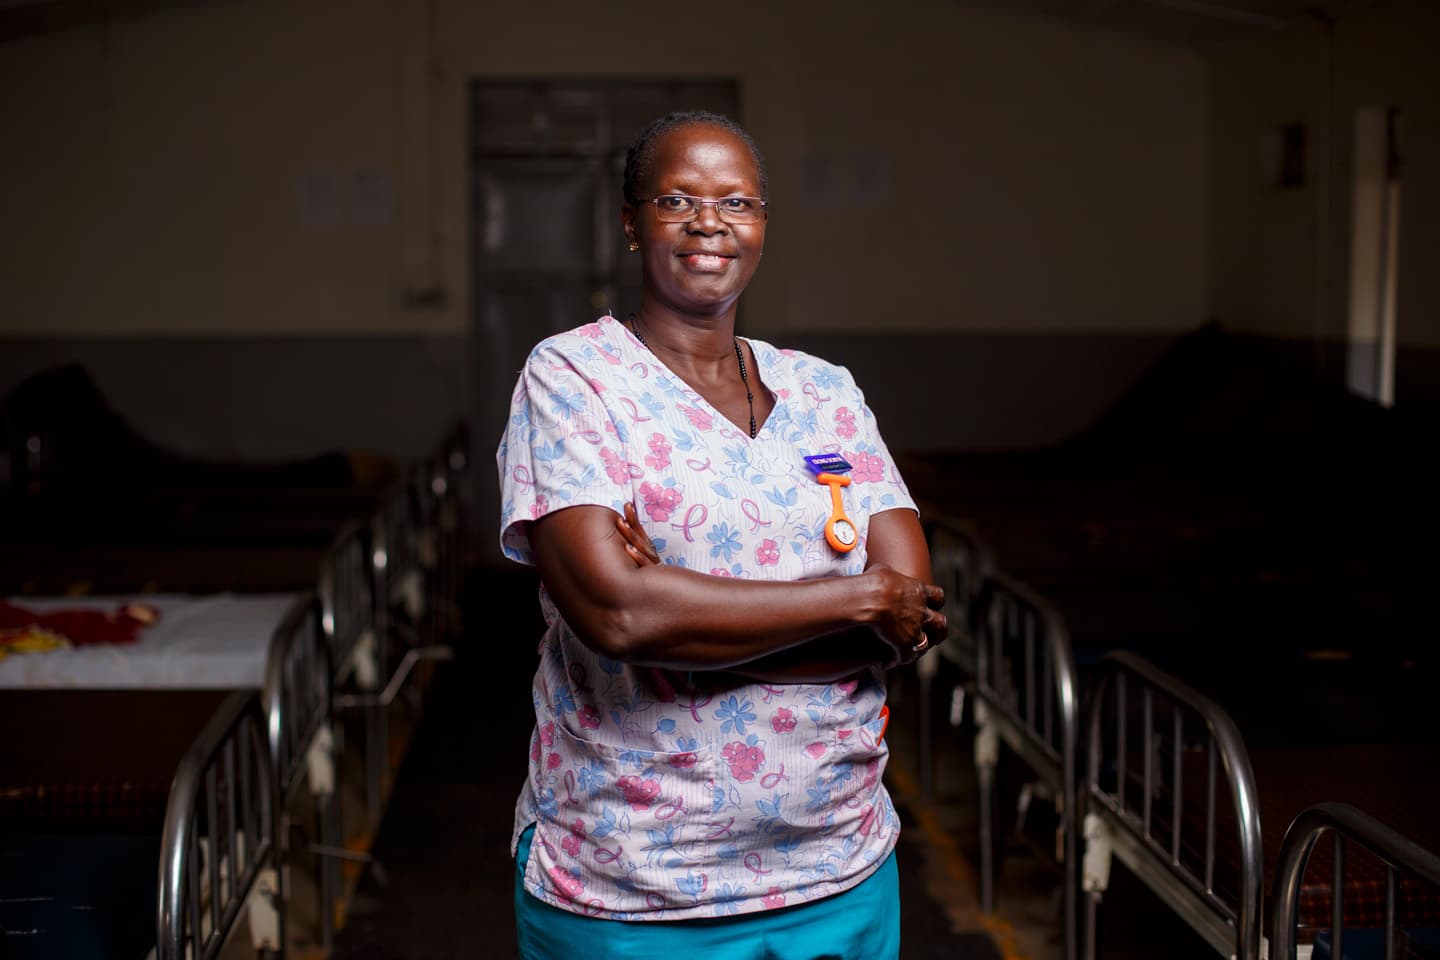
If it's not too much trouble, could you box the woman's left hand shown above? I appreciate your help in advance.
[616,502,661,567]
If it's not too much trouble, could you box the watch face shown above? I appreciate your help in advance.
[832,519,857,546]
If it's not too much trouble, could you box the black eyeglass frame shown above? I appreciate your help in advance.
[645,194,769,224]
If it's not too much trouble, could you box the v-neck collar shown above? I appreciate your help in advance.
[609,314,773,442]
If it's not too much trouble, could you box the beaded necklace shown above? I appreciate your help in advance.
[630,318,756,439]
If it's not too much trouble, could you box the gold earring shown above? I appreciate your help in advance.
[628,239,640,252]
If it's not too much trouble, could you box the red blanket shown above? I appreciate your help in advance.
[0,601,159,648]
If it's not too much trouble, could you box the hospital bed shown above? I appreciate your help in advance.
[1080,651,1440,960]
[1081,650,1263,960]
[0,589,333,959]
[1272,802,1440,960]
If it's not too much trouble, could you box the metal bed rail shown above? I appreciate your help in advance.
[973,570,1080,960]
[918,517,994,799]
[430,423,467,643]
[1082,651,1262,960]
[319,521,377,690]
[157,690,278,960]
[1271,802,1440,960]
[923,517,993,678]
[263,590,336,955]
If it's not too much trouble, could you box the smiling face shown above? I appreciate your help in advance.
[622,123,767,320]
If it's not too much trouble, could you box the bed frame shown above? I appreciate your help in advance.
[972,570,1080,960]
[156,590,334,959]
[1081,651,1262,960]
[157,690,279,960]
[1271,802,1440,960]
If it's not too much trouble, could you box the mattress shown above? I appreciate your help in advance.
[0,593,296,689]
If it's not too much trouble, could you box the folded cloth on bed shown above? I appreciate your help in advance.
[0,600,158,658]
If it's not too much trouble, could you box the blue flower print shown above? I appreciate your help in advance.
[577,760,608,795]
[675,869,708,900]
[548,390,586,420]
[617,748,655,771]
[714,695,756,736]
[711,882,745,916]
[812,366,844,390]
[537,787,558,820]
[707,522,742,562]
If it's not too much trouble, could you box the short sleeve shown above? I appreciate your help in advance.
[834,368,918,520]
[496,340,631,564]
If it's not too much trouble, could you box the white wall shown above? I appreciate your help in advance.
[0,0,1209,339]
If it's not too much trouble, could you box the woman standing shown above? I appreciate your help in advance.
[497,111,946,959]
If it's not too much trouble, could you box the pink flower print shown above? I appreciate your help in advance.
[577,704,601,729]
[530,735,542,764]
[680,404,714,431]
[548,866,585,901]
[617,776,660,811]
[578,322,603,340]
[775,388,791,399]
[669,752,697,769]
[863,757,881,790]
[837,728,853,741]
[645,432,672,471]
[529,494,549,520]
[539,722,555,748]
[709,568,735,577]
[847,450,885,483]
[545,752,562,771]
[601,447,639,485]
[639,482,683,523]
[836,678,859,698]
[755,538,780,567]
[804,742,829,759]
[834,406,858,439]
[763,886,787,909]
[721,741,766,783]
[562,818,586,857]
[770,707,797,734]
[858,803,878,836]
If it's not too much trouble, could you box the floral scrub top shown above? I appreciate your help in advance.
[498,314,918,921]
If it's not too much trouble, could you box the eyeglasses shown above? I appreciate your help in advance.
[647,194,767,224]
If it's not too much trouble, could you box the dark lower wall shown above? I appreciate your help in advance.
[8,330,1434,557]
[0,331,1184,463]
[0,336,469,464]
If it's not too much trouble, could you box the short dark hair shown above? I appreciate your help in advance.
[622,111,768,206]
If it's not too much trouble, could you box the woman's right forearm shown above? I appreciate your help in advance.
[552,557,884,670]
[528,504,941,673]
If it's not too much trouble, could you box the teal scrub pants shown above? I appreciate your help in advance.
[514,825,900,959]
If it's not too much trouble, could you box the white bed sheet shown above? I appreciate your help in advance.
[0,593,297,690]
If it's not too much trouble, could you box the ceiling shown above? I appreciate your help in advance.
[0,0,1393,49]
[954,0,1390,49]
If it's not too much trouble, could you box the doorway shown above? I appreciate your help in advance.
[1345,106,1402,407]
[468,80,740,555]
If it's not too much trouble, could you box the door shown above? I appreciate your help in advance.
[469,80,739,554]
